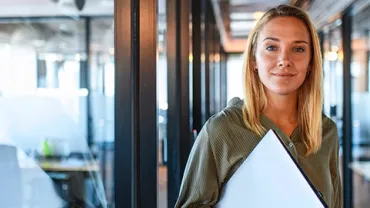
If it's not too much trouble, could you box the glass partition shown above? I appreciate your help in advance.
[351,4,370,207]
[0,1,114,207]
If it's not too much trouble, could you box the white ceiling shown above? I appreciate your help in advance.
[0,0,114,54]
[0,0,113,17]
[307,0,353,29]
[227,0,287,4]
[0,0,366,54]
[213,0,292,52]
[0,18,113,54]
[213,0,360,52]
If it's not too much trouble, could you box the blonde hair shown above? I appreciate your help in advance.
[242,5,323,156]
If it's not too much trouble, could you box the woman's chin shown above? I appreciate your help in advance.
[267,87,298,96]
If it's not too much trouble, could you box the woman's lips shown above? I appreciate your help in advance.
[272,73,296,77]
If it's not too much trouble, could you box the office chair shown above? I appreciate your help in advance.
[0,144,23,208]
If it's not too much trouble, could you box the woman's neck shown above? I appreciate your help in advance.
[262,90,299,131]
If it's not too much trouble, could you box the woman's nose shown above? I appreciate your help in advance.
[277,50,291,68]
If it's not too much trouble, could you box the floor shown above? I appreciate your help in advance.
[158,166,167,208]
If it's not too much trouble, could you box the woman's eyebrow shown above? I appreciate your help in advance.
[262,37,279,42]
[262,37,309,45]
[293,40,309,45]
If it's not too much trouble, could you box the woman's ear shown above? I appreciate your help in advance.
[252,60,257,72]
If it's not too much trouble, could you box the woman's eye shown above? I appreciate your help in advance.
[266,46,277,51]
[293,47,305,52]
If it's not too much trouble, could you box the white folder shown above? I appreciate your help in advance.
[214,130,327,208]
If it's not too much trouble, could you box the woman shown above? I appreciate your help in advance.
[175,4,342,208]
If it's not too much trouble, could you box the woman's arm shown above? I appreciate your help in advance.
[175,123,221,208]
[330,126,343,208]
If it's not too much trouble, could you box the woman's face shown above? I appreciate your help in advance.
[254,16,312,97]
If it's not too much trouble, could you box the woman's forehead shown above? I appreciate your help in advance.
[258,17,311,42]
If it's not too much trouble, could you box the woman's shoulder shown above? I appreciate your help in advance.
[198,98,259,180]
[206,97,245,132]
[202,97,258,146]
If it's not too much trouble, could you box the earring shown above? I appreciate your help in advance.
[306,71,310,76]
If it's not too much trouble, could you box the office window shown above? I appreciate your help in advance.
[227,53,244,102]
[0,1,114,207]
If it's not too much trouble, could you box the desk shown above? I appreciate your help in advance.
[37,160,102,208]
[349,161,370,181]
[349,161,370,208]
[38,160,100,172]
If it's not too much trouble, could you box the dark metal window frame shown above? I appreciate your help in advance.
[166,0,226,207]
[166,0,192,206]
[114,0,157,207]
[319,9,353,207]
[192,0,202,134]
[342,6,353,208]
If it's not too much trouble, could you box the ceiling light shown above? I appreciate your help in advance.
[75,53,81,61]
[59,24,69,31]
[326,51,338,61]
[32,40,46,47]
[331,46,339,52]
[109,48,114,55]
[335,19,342,26]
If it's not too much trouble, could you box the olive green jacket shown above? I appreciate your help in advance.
[175,97,342,208]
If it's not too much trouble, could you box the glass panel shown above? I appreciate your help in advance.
[323,27,344,140]
[157,0,168,207]
[90,17,115,208]
[351,4,370,207]
[0,1,114,207]
[322,24,345,205]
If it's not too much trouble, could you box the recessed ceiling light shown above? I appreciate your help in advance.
[32,39,46,47]
[109,48,114,55]
[59,24,68,31]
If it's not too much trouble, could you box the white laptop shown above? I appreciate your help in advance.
[214,130,328,208]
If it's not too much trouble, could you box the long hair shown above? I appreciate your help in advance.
[242,4,323,156]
